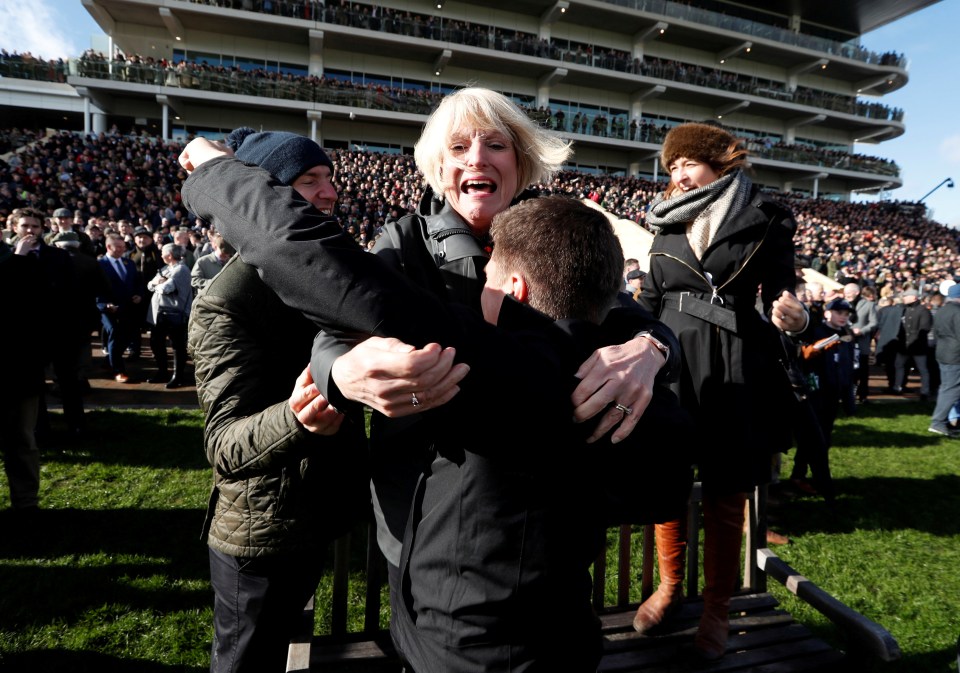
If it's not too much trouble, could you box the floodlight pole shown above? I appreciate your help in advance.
[919,177,955,203]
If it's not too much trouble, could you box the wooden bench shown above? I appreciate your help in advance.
[287,484,901,672]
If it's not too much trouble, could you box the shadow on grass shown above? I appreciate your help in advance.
[39,409,206,471]
[884,648,956,673]
[769,473,960,538]
[0,507,208,629]
[0,648,205,673]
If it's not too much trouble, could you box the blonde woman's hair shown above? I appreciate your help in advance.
[415,87,572,200]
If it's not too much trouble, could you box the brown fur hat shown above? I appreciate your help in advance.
[660,122,738,168]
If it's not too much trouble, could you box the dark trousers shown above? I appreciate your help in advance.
[208,547,323,673]
[856,347,871,401]
[932,363,960,427]
[130,302,149,356]
[149,320,188,378]
[101,313,132,375]
[790,390,838,502]
[1,395,41,508]
[51,346,85,432]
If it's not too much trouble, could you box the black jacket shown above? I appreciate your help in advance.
[0,247,47,400]
[388,296,691,673]
[898,300,932,355]
[638,188,799,494]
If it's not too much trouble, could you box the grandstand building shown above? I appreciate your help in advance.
[1,0,942,201]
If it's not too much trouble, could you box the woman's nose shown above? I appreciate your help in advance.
[465,143,487,167]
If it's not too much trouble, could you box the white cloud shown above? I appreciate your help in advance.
[940,135,960,165]
[0,2,81,60]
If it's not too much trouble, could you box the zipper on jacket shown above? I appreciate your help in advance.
[650,222,769,302]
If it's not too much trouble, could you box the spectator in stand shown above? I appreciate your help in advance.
[196,227,213,256]
[191,233,235,294]
[145,243,193,388]
[6,129,960,319]
[173,228,196,269]
[188,229,206,256]
[85,222,106,258]
[894,288,933,400]
[0,241,46,518]
[930,282,960,437]
[117,219,136,246]
[97,234,143,384]
[46,207,95,256]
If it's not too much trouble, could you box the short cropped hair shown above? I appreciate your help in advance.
[488,196,622,324]
[415,87,572,200]
[13,206,44,222]
[212,233,236,256]
[162,243,185,261]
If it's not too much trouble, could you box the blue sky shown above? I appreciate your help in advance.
[4,0,960,227]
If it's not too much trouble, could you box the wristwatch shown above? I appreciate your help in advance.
[637,331,670,362]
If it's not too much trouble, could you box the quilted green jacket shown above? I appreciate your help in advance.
[189,256,369,557]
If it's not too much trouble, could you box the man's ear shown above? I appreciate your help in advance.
[510,272,528,304]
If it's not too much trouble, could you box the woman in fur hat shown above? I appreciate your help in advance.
[632,122,810,661]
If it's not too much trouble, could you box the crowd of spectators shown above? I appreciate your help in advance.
[2,47,900,178]
[62,36,902,125]
[174,0,904,70]
[2,127,957,300]
[2,124,959,416]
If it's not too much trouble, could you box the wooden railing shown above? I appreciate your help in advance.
[288,483,901,672]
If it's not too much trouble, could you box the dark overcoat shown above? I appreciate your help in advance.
[638,188,798,494]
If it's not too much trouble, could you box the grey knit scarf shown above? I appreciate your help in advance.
[646,170,753,259]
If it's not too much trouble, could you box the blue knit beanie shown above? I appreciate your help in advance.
[225,127,333,186]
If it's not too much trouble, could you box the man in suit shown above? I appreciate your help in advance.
[97,234,143,383]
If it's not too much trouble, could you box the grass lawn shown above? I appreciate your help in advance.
[0,402,958,671]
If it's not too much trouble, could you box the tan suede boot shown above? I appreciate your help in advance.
[694,492,747,661]
[632,518,686,633]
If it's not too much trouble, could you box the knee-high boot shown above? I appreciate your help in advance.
[694,492,747,660]
[632,518,686,633]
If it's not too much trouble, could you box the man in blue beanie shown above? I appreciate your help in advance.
[190,128,463,673]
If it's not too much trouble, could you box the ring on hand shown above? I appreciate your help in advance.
[411,392,421,407]
[615,403,632,415]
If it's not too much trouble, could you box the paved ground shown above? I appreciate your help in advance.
[48,333,199,410]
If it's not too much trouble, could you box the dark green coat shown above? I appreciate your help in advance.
[189,256,369,557]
